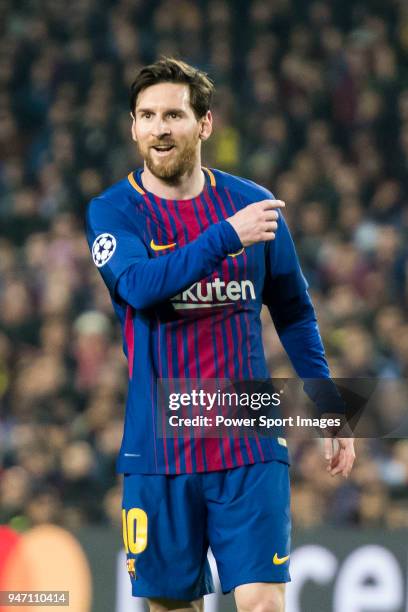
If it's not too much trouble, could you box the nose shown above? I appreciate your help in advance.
[151,116,171,138]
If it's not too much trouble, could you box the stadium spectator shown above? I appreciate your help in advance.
[0,0,407,529]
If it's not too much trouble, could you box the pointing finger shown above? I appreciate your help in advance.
[261,199,285,210]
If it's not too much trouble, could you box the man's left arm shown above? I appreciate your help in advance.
[263,212,355,477]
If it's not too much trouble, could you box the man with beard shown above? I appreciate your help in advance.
[86,57,355,612]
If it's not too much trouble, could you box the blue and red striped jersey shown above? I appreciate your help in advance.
[86,167,331,474]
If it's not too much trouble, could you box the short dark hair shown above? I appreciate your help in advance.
[129,57,214,119]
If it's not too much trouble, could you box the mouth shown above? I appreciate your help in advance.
[151,145,175,156]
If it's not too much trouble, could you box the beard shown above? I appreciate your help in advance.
[138,133,199,184]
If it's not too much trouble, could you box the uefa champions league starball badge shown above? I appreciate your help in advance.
[92,233,117,267]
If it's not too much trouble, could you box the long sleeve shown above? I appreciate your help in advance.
[86,196,242,310]
[263,213,345,415]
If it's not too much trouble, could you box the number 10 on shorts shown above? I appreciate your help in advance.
[122,508,148,554]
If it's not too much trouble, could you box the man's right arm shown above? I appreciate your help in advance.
[86,196,284,310]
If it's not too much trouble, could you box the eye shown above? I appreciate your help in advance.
[168,112,180,119]
[141,112,152,119]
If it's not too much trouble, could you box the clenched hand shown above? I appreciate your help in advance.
[227,199,285,247]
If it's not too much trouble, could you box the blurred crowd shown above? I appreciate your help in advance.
[1,0,408,531]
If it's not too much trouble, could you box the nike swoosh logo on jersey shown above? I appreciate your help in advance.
[273,553,290,565]
[228,248,244,258]
[150,239,176,251]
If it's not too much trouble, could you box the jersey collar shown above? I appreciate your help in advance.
[127,166,216,196]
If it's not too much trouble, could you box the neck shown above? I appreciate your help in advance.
[141,162,205,200]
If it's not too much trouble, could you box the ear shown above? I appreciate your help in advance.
[199,110,213,141]
[130,112,137,142]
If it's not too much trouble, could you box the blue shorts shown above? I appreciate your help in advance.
[122,461,291,601]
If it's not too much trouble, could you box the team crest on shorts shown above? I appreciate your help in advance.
[126,557,136,579]
[92,233,116,267]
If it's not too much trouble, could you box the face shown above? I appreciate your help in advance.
[131,82,212,182]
